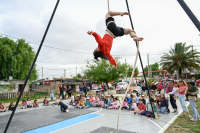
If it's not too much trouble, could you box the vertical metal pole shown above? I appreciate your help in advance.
[147,54,149,78]
[125,0,155,119]
[177,0,200,32]
[42,67,43,79]
[3,1,60,133]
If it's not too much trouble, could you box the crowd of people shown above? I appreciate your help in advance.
[68,80,199,121]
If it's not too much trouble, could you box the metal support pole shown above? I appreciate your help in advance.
[177,0,200,32]
[125,0,155,118]
[3,1,60,132]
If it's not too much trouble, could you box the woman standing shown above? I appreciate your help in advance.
[67,86,73,99]
[177,80,191,118]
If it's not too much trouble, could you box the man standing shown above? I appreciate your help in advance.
[83,83,87,95]
[58,84,64,100]
[79,83,84,94]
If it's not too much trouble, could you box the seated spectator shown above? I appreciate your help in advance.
[96,92,101,99]
[58,101,69,112]
[103,96,110,108]
[43,97,49,106]
[141,98,161,117]
[89,95,95,106]
[94,96,100,107]
[135,94,141,106]
[98,98,104,107]
[121,99,129,110]
[0,102,6,112]
[21,100,27,109]
[8,102,15,111]
[141,95,146,105]
[33,100,39,107]
[158,94,169,114]
[101,95,105,101]
[135,99,146,114]
[130,99,137,111]
[112,98,120,109]
[73,96,79,106]
[51,97,60,106]
[157,83,163,94]
[119,89,124,94]
[85,98,91,109]
[116,96,120,103]
[77,98,85,109]
[108,98,115,109]
[155,95,161,109]
[27,98,32,108]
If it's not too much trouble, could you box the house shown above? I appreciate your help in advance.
[0,79,29,93]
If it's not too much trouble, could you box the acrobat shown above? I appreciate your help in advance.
[87,11,144,69]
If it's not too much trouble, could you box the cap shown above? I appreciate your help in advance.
[137,93,140,96]
[51,91,53,92]
[86,98,89,100]
[139,99,143,101]
[141,95,144,97]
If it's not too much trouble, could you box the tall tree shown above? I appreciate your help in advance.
[0,37,39,81]
[144,62,160,76]
[83,57,127,86]
[77,73,82,79]
[160,43,200,77]
[127,65,139,77]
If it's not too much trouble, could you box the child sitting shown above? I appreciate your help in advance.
[27,98,32,108]
[50,91,54,101]
[158,94,169,114]
[43,97,49,106]
[21,100,27,109]
[89,95,95,106]
[51,97,60,106]
[135,99,146,114]
[8,102,15,111]
[103,97,110,108]
[135,94,141,106]
[0,102,6,112]
[141,95,146,105]
[108,98,115,109]
[98,98,104,107]
[121,99,129,110]
[74,96,79,106]
[155,95,160,109]
[85,98,91,109]
[58,101,69,112]
[33,100,39,107]
[94,96,100,107]
[141,98,161,117]
[77,98,85,109]
[130,99,137,111]
[113,98,120,109]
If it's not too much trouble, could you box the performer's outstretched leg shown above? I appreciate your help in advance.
[124,28,144,41]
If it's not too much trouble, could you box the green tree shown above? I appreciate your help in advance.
[127,65,139,77]
[144,62,160,76]
[160,43,200,77]
[72,76,79,80]
[77,73,82,79]
[0,36,39,81]
[83,57,127,87]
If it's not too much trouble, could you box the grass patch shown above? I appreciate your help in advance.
[165,98,200,133]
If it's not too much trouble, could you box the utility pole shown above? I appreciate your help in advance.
[147,53,149,78]
[150,65,152,80]
[76,67,77,76]
[42,67,43,79]
[64,69,66,78]
[125,59,127,81]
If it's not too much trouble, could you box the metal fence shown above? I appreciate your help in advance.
[0,91,36,100]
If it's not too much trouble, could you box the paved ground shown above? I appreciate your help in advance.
[1,88,199,133]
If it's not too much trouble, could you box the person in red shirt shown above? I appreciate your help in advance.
[87,11,144,69]
[135,99,146,114]
[157,83,163,94]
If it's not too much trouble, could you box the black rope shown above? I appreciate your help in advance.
[125,0,156,118]
[3,0,60,132]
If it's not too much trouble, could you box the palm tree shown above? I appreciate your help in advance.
[160,43,200,78]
